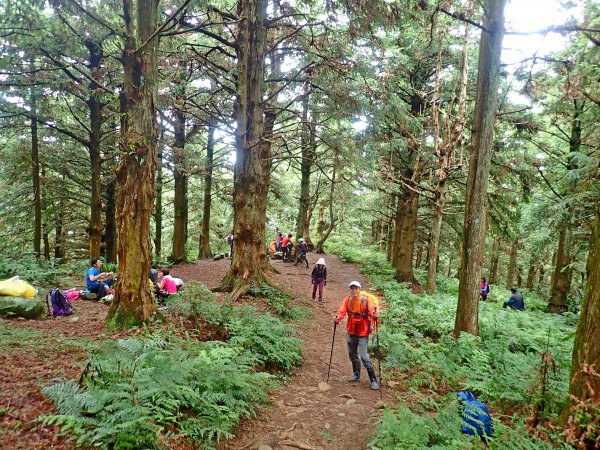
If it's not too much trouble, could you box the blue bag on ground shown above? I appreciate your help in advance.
[457,391,494,438]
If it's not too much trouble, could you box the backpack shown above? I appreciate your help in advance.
[457,391,494,438]
[45,289,74,317]
[486,284,490,294]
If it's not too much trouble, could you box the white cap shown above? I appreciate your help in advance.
[298,238,304,242]
[316,258,326,265]
[349,281,361,288]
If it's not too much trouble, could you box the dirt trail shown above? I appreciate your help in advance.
[179,254,394,450]
[0,254,396,450]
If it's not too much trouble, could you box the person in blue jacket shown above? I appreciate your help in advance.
[503,287,525,310]
[86,257,113,300]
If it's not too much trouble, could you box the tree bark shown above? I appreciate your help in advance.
[562,204,600,435]
[107,0,159,328]
[548,226,572,313]
[105,177,117,263]
[154,147,163,258]
[220,0,274,299]
[198,124,215,259]
[315,153,338,253]
[30,89,42,259]
[171,105,188,263]
[455,0,506,337]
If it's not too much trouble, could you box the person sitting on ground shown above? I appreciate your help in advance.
[480,276,490,301]
[156,267,178,301]
[311,257,327,303]
[503,287,525,310]
[86,257,113,300]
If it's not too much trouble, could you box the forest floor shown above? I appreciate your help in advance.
[0,253,396,450]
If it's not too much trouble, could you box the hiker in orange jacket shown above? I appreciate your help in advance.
[334,281,379,390]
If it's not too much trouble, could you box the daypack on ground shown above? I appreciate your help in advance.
[457,391,494,438]
[45,289,74,317]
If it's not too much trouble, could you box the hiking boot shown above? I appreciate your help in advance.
[347,372,360,382]
[348,362,361,381]
[367,367,379,390]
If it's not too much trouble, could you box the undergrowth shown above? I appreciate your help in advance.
[40,281,303,449]
[327,240,576,449]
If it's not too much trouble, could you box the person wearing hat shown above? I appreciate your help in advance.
[311,257,327,303]
[334,281,380,390]
[294,238,309,267]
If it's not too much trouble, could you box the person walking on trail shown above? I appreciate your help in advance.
[227,232,234,258]
[334,281,380,390]
[311,257,327,303]
[480,276,490,301]
[503,287,525,310]
[294,238,308,267]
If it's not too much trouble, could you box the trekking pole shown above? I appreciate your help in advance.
[327,321,337,382]
[375,317,382,398]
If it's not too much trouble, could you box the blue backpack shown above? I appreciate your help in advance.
[45,289,74,317]
[457,391,494,438]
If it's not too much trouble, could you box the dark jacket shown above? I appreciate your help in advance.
[504,291,525,310]
[311,265,327,282]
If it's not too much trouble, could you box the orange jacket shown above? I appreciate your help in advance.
[336,294,375,337]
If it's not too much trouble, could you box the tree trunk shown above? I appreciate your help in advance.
[42,225,50,261]
[315,153,338,254]
[395,190,418,283]
[220,0,273,299]
[54,206,65,262]
[562,204,600,435]
[171,106,188,263]
[548,226,572,313]
[30,89,42,259]
[107,0,159,328]
[506,239,518,289]
[455,0,506,337]
[296,77,313,240]
[489,235,500,283]
[154,147,162,258]
[525,258,536,290]
[426,189,445,293]
[426,24,470,295]
[86,41,104,260]
[198,124,215,259]
[105,176,117,263]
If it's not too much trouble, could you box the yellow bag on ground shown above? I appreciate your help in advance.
[0,277,38,298]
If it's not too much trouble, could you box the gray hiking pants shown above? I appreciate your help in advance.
[346,332,374,371]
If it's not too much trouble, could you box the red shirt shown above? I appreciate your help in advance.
[281,236,291,247]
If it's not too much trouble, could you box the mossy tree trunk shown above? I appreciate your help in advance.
[455,0,506,337]
[220,0,273,299]
[154,146,163,258]
[198,123,215,259]
[562,204,600,436]
[489,235,500,283]
[105,176,117,263]
[107,0,159,328]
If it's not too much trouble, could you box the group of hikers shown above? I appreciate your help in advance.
[86,257,183,303]
[480,276,525,310]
